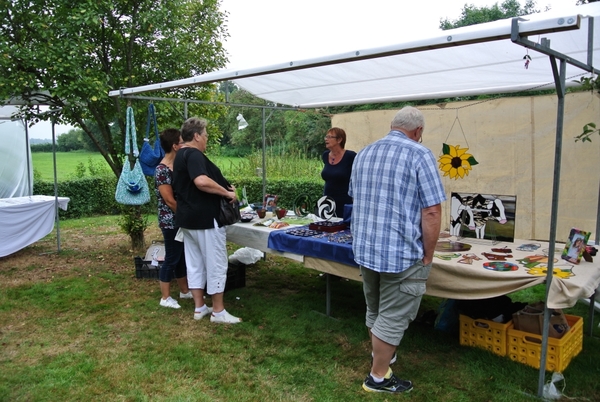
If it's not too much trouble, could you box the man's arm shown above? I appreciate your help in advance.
[421,203,442,265]
[193,175,237,201]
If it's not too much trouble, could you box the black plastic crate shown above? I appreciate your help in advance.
[134,256,160,279]
[225,262,246,292]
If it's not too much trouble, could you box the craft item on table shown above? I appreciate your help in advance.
[269,221,289,229]
[516,243,541,252]
[434,253,461,261]
[481,252,513,261]
[526,264,575,279]
[483,261,519,272]
[517,255,558,268]
[561,228,592,265]
[293,194,312,217]
[457,253,482,265]
[438,231,452,239]
[435,240,472,252]
[449,192,515,241]
[308,220,347,232]
[491,247,512,253]
[314,230,353,244]
[254,218,275,227]
[240,211,256,223]
[316,196,336,219]
[263,194,278,211]
[286,227,320,237]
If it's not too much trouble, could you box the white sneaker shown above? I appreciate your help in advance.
[159,297,181,309]
[210,310,242,324]
[180,291,193,299]
[193,307,214,320]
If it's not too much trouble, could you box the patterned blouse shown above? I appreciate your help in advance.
[154,163,176,229]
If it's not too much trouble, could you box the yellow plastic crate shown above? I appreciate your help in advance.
[459,314,511,356]
[507,314,583,372]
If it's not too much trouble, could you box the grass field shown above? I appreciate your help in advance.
[1,215,599,401]
[31,152,244,181]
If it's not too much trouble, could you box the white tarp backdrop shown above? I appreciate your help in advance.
[0,106,32,198]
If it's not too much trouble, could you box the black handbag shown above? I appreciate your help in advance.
[218,197,241,226]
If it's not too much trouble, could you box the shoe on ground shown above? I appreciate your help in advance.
[193,307,214,320]
[362,370,413,394]
[371,351,397,365]
[180,291,193,299]
[210,310,242,324]
[159,297,181,309]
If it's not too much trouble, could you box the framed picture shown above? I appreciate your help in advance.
[561,228,591,264]
[449,193,517,242]
[263,194,278,211]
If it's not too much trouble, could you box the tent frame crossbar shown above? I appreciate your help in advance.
[511,16,599,398]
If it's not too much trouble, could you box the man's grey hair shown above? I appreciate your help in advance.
[181,117,208,142]
[390,106,424,131]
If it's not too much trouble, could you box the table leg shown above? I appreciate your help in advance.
[326,273,331,316]
[589,288,598,336]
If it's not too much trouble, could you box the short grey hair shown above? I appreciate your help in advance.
[181,117,208,142]
[390,106,424,132]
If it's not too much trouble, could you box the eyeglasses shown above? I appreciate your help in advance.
[324,135,338,140]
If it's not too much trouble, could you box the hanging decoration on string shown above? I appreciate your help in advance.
[438,112,478,180]
[523,49,532,69]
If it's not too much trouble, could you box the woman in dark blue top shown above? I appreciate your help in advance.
[321,127,356,217]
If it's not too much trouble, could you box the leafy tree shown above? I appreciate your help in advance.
[0,0,228,249]
[439,0,539,30]
[56,129,84,152]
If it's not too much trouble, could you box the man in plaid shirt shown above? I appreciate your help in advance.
[349,106,446,394]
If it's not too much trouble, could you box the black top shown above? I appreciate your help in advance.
[172,147,230,229]
[321,149,356,217]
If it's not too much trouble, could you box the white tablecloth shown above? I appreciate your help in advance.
[0,195,70,257]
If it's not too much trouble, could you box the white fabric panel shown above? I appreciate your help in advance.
[233,4,600,107]
[0,196,69,257]
[0,106,33,198]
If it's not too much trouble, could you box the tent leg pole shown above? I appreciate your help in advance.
[51,120,61,253]
[537,55,566,399]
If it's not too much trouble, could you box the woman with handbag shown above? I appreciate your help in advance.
[154,128,192,309]
[172,117,242,324]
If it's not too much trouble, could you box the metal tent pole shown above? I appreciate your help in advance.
[51,120,61,253]
[536,54,567,399]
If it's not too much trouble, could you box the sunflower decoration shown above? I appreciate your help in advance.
[438,143,478,180]
[526,265,574,279]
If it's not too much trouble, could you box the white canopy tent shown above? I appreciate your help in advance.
[110,3,600,397]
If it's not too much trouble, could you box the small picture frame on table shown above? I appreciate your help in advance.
[561,228,591,264]
[263,194,278,211]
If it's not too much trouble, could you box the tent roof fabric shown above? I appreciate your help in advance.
[109,3,600,108]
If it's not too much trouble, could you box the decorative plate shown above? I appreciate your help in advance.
[293,194,312,217]
[483,261,519,272]
[316,196,336,219]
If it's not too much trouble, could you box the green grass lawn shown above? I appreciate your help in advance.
[32,152,244,181]
[1,215,599,401]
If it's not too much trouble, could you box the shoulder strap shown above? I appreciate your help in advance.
[125,106,139,157]
[145,103,159,141]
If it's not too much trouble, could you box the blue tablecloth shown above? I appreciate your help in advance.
[267,226,358,267]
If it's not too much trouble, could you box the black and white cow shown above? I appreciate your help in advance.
[450,194,507,239]
[470,194,507,239]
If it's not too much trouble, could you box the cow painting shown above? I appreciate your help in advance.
[449,192,516,241]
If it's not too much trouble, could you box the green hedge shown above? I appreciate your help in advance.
[34,176,156,219]
[34,175,325,219]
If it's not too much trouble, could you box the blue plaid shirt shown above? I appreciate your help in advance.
[349,130,446,273]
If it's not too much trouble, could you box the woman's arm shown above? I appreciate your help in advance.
[158,184,177,212]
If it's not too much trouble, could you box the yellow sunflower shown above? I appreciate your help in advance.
[438,143,478,180]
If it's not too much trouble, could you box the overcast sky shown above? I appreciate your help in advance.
[29,0,556,139]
